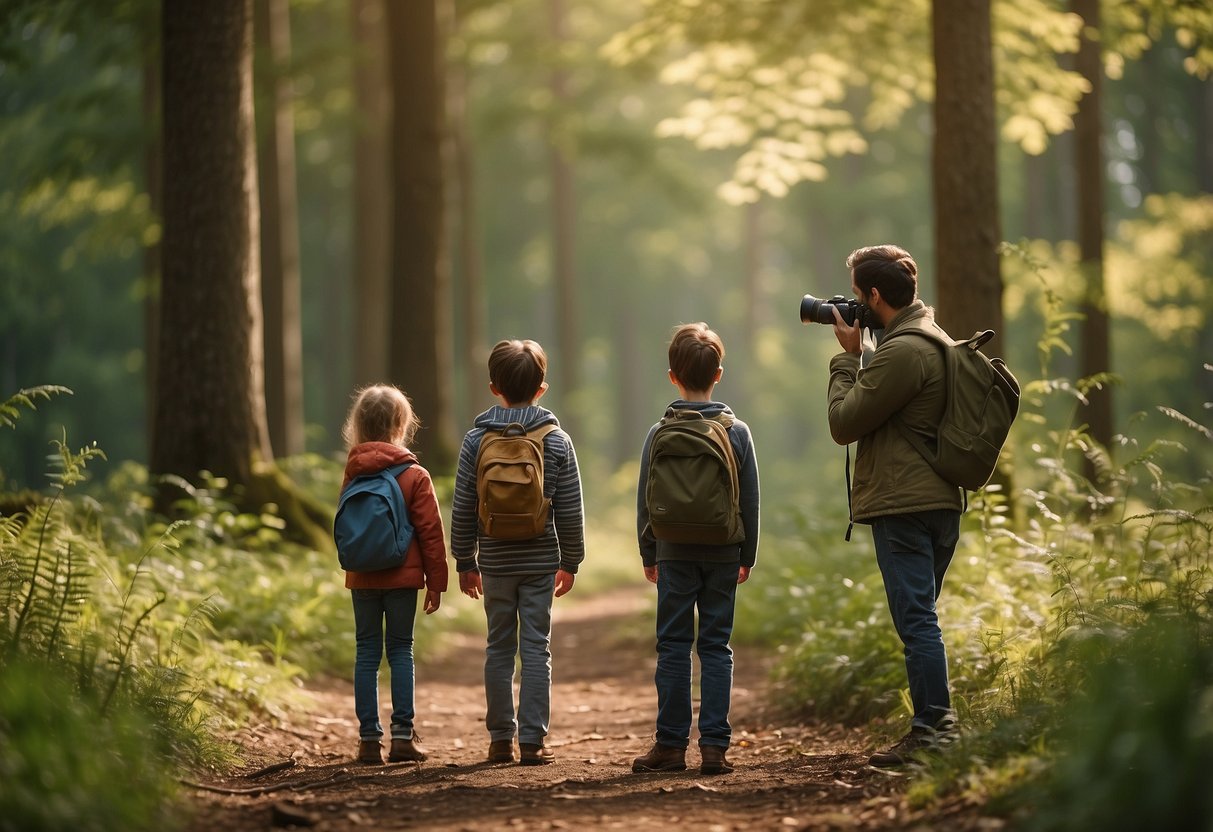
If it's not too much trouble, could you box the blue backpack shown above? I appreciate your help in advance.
[333,463,414,572]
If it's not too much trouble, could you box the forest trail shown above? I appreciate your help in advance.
[184,587,992,831]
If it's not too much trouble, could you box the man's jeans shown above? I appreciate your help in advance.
[351,587,419,741]
[482,572,556,745]
[870,509,960,731]
[654,560,738,749]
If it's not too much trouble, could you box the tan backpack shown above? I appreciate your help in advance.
[475,423,559,540]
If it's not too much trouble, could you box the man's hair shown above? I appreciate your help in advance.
[488,339,548,404]
[846,245,918,309]
[668,322,725,393]
[342,384,417,448]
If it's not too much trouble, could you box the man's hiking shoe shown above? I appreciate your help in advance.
[487,739,515,763]
[519,743,555,765]
[699,744,734,775]
[632,742,687,773]
[388,734,428,762]
[868,725,952,768]
[357,739,383,765]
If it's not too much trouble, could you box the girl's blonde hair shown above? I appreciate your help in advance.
[341,384,418,449]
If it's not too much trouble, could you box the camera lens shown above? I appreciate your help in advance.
[801,294,849,325]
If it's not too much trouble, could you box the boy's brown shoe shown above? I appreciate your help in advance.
[388,734,428,763]
[631,742,687,772]
[699,744,734,775]
[519,743,555,765]
[487,739,515,763]
[357,739,383,765]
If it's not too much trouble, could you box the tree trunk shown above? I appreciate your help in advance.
[385,0,456,470]
[256,0,304,458]
[1073,0,1114,467]
[931,0,1003,354]
[549,0,578,433]
[449,49,490,424]
[1195,75,1213,194]
[155,0,271,489]
[142,26,162,457]
[156,0,328,547]
[351,0,391,389]
[1023,150,1049,241]
[613,304,646,468]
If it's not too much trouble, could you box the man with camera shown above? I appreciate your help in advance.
[822,244,962,767]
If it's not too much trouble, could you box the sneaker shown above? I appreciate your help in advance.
[699,744,734,775]
[519,743,555,765]
[357,739,383,765]
[631,742,687,773]
[487,739,515,763]
[868,725,949,768]
[388,733,428,762]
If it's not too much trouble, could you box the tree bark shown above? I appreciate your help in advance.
[1073,0,1114,466]
[386,0,456,470]
[449,48,490,424]
[549,0,578,434]
[1195,75,1213,194]
[256,0,304,458]
[142,23,162,456]
[931,0,1003,354]
[351,0,391,389]
[155,0,271,489]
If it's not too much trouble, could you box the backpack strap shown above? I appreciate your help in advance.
[663,407,736,430]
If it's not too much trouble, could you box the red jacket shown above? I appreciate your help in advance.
[341,442,449,592]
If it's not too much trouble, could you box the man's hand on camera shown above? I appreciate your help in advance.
[832,306,862,354]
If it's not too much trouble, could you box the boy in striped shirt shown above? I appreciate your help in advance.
[451,339,585,766]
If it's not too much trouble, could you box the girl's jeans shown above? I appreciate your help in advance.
[482,572,556,746]
[654,560,738,749]
[351,587,419,741]
[870,509,960,731]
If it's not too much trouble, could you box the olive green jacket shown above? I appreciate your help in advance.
[827,300,963,522]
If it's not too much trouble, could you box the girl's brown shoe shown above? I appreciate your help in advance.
[631,742,686,772]
[487,739,515,763]
[357,740,383,765]
[519,743,555,765]
[699,744,734,774]
[388,734,428,762]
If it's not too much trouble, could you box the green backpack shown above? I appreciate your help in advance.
[890,327,1021,491]
[645,408,744,545]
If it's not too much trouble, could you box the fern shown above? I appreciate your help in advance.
[0,385,72,430]
[3,433,104,661]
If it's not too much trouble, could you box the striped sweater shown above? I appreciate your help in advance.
[451,405,585,576]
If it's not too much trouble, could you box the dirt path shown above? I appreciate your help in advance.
[184,587,992,831]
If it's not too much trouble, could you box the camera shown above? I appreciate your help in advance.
[800,294,875,329]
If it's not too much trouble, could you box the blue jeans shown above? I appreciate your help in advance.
[482,572,555,745]
[654,560,738,749]
[870,510,960,730]
[351,588,419,741]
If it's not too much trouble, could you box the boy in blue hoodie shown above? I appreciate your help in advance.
[632,322,760,776]
[451,339,585,766]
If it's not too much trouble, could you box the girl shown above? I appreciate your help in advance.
[339,384,448,764]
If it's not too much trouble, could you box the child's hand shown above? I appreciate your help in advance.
[643,565,658,584]
[737,566,751,584]
[459,570,483,600]
[554,569,575,597]
[423,588,442,614]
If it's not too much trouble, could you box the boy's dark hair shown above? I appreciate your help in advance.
[488,339,547,404]
[668,322,724,393]
[847,244,918,309]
